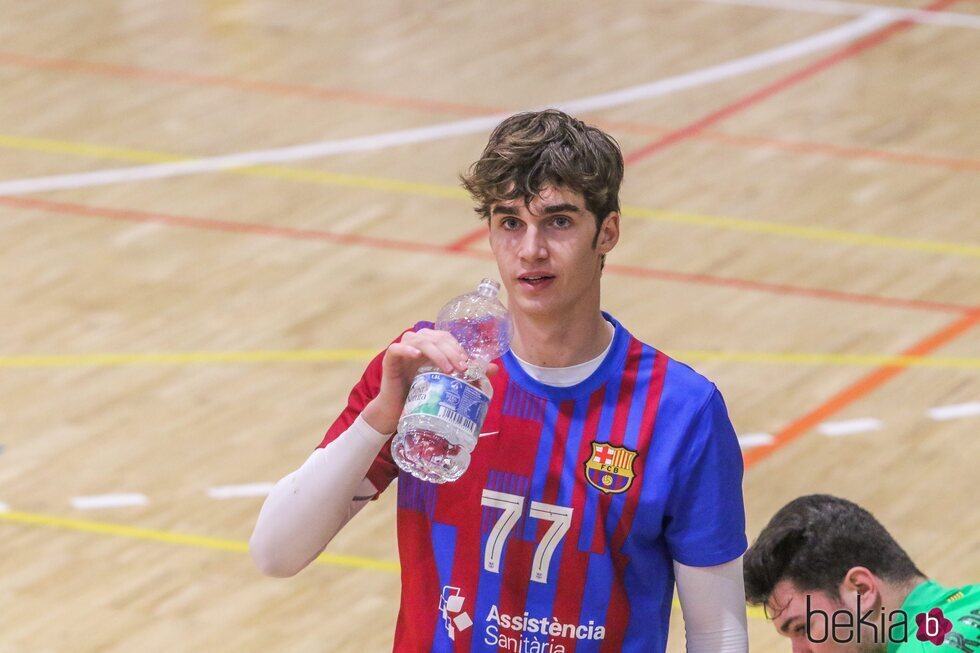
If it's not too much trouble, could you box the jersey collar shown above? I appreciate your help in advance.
[501,311,632,402]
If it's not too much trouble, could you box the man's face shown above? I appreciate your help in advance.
[487,185,617,318]
[767,580,883,653]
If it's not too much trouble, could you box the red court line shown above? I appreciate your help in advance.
[446,0,967,254]
[1,51,977,174]
[446,226,487,251]
[743,309,980,469]
[0,196,452,257]
[680,130,980,172]
[627,0,979,471]
[0,52,492,118]
[0,195,973,316]
[600,119,980,172]
[604,262,971,315]
[623,0,959,165]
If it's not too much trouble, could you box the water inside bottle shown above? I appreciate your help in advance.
[392,428,470,483]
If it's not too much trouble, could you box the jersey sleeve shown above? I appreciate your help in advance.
[664,387,747,567]
[317,325,422,495]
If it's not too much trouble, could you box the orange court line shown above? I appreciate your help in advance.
[0,52,977,174]
[0,195,974,316]
[743,309,980,468]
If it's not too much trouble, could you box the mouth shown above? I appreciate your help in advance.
[518,274,555,290]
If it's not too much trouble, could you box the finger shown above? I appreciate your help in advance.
[417,328,463,354]
[412,338,459,374]
[435,337,469,372]
[411,330,468,372]
[486,362,500,376]
[386,342,421,360]
[437,331,471,369]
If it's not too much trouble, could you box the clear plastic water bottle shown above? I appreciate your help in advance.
[391,278,511,483]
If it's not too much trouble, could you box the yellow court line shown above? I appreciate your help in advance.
[241,163,467,200]
[0,134,466,201]
[1,133,977,258]
[0,136,185,164]
[0,509,400,573]
[0,349,377,367]
[1,348,979,369]
[621,205,980,258]
[0,509,766,619]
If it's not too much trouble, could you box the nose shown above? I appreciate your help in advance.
[518,224,548,262]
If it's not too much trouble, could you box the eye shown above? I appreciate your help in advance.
[500,217,521,230]
[552,215,572,228]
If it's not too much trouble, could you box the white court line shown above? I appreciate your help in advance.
[701,0,980,29]
[818,418,882,437]
[0,11,895,197]
[737,433,776,448]
[928,401,980,421]
[70,493,148,510]
[207,483,275,499]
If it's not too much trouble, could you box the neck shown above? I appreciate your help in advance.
[509,299,613,367]
[885,576,928,609]
[875,576,929,649]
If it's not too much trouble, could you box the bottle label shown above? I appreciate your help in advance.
[402,372,490,440]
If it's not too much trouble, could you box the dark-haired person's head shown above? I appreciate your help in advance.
[744,495,927,652]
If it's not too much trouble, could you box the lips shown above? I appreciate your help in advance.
[518,273,555,289]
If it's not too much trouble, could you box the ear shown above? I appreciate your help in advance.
[598,212,620,254]
[839,567,882,611]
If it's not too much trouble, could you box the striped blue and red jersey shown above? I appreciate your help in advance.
[319,312,747,652]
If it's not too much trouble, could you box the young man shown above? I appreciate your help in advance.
[251,110,749,652]
[744,494,980,653]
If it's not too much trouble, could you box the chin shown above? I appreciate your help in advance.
[512,295,553,316]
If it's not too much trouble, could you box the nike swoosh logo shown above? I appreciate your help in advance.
[479,431,499,438]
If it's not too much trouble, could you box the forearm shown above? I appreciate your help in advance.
[674,557,748,653]
[249,412,391,577]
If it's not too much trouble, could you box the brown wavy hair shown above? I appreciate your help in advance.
[460,110,624,232]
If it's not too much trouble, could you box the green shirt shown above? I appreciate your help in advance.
[888,580,980,653]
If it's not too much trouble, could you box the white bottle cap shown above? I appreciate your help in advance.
[478,278,500,298]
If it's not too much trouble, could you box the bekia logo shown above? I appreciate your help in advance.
[805,595,955,647]
[440,586,473,641]
[915,607,953,646]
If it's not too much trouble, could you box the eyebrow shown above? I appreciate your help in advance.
[780,616,802,634]
[491,203,583,216]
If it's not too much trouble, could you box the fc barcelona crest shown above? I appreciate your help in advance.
[584,442,637,494]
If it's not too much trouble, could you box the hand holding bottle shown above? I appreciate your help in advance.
[363,329,498,435]
[390,279,511,483]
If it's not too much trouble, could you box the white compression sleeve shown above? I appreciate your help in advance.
[249,414,389,577]
[674,557,749,653]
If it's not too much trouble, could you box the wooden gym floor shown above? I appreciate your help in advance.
[0,1,977,651]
